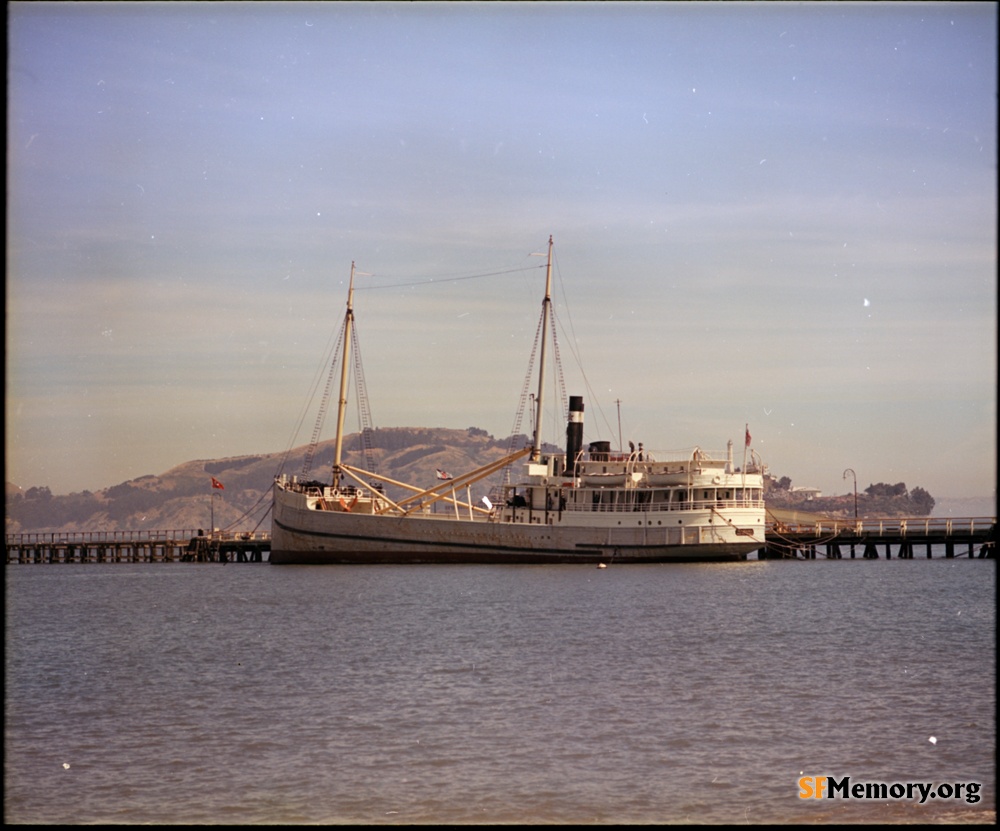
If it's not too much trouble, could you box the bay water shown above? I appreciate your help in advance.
[4,559,995,824]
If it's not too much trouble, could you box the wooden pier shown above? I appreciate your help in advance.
[5,530,270,564]
[6,517,995,564]
[760,516,996,560]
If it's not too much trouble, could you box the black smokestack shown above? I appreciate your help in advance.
[565,396,584,476]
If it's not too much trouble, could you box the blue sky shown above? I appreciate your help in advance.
[7,2,996,502]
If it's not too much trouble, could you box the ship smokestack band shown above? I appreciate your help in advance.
[565,395,584,476]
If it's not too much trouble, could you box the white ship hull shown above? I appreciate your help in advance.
[271,457,766,565]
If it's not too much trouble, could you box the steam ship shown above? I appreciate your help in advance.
[270,238,765,564]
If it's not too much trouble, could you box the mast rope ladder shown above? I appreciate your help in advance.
[302,323,347,477]
[351,321,379,475]
[493,312,544,498]
[548,302,569,434]
[492,301,567,497]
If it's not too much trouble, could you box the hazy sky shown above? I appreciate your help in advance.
[7,1,997,501]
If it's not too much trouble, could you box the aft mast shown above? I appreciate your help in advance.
[332,261,357,482]
[531,235,554,462]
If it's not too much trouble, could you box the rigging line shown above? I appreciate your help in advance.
[553,307,614,441]
[221,501,271,539]
[302,325,346,477]
[220,489,273,534]
[351,320,379,475]
[493,308,546,494]
[249,504,271,536]
[766,527,843,548]
[547,300,569,426]
[354,264,545,291]
[274,315,347,480]
[551,258,618,444]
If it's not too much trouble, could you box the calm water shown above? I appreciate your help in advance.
[4,560,995,825]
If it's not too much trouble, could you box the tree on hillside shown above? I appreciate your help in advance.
[7,489,102,529]
[104,483,161,520]
[909,486,935,515]
[865,482,908,498]
[764,475,792,493]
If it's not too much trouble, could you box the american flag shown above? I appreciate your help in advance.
[435,469,453,480]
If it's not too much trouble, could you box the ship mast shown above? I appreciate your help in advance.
[531,235,554,462]
[332,261,356,481]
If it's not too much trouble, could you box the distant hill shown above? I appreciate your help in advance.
[6,430,993,534]
[4,428,544,534]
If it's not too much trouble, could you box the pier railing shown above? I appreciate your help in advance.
[762,515,995,560]
[6,529,269,544]
[766,516,995,538]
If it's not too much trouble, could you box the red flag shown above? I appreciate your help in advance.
[745,426,751,447]
[211,477,225,490]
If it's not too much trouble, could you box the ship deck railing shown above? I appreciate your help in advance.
[578,448,732,465]
[561,498,764,514]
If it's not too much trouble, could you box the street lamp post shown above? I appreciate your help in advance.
[843,468,857,520]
